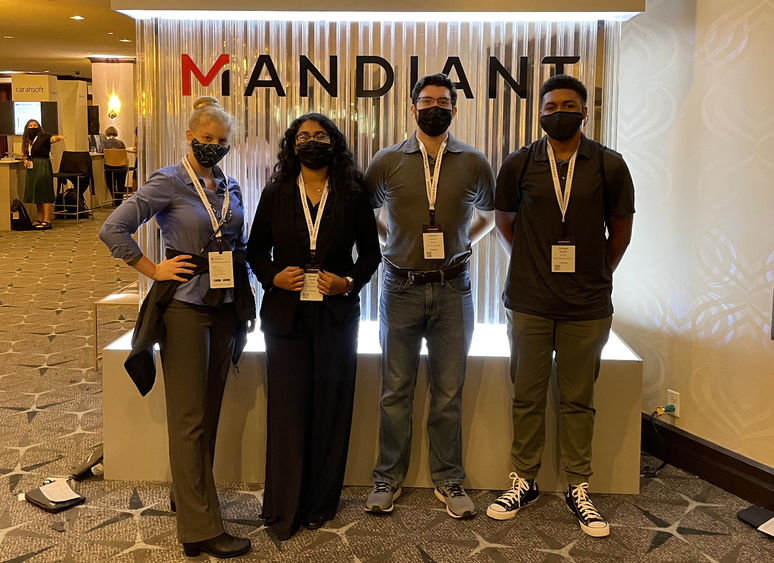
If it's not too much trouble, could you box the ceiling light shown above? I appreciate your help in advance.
[107,32,115,35]
[3,36,14,39]
[70,15,85,20]
[119,39,132,43]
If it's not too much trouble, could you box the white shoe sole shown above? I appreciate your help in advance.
[579,522,610,537]
[566,502,610,537]
[365,486,402,514]
[434,488,476,519]
[486,492,539,520]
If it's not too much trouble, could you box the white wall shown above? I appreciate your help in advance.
[57,80,89,151]
[616,0,774,467]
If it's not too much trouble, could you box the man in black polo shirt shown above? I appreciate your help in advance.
[488,74,634,537]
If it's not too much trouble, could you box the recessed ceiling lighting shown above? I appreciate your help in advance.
[119,38,132,43]
[70,15,85,20]
[107,32,114,35]
[3,36,14,39]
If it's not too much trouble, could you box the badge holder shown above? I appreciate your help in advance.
[300,264,323,301]
[208,238,234,289]
[551,234,575,273]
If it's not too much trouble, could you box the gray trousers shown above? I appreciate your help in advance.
[160,299,236,543]
[506,310,612,485]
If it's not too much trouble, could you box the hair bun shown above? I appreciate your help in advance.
[192,96,220,111]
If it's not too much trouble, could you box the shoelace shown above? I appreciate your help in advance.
[571,483,603,521]
[445,483,466,498]
[373,482,392,493]
[497,472,530,506]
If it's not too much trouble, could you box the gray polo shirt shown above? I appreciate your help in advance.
[495,135,635,320]
[366,132,495,271]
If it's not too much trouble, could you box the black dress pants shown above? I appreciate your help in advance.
[160,299,236,543]
[261,301,359,540]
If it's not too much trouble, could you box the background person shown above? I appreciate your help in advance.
[21,119,65,230]
[102,126,129,204]
[489,74,635,538]
[365,73,495,519]
[247,113,380,540]
[99,96,255,559]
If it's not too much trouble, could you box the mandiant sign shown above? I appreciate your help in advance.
[182,54,580,99]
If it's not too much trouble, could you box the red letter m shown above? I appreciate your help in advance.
[182,54,230,96]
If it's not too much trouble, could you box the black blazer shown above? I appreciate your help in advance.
[246,178,381,336]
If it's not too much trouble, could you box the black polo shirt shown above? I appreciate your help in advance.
[495,135,635,320]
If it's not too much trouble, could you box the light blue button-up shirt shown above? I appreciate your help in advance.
[99,161,247,305]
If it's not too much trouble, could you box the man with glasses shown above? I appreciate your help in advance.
[364,73,495,519]
[488,74,634,537]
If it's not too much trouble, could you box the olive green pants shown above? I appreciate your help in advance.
[506,310,612,485]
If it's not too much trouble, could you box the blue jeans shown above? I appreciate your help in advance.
[373,270,474,487]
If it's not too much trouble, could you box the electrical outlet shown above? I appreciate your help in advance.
[667,389,680,417]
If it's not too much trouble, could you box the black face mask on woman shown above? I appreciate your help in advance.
[191,138,230,168]
[26,128,40,140]
[296,141,334,170]
[415,106,453,137]
[539,111,584,141]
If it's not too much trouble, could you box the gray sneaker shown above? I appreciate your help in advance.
[365,482,402,514]
[434,483,476,519]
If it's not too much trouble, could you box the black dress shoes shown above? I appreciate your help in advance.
[183,532,251,558]
[304,515,326,530]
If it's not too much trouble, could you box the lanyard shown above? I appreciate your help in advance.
[28,136,38,158]
[546,141,578,223]
[418,136,447,225]
[181,156,230,246]
[298,173,329,258]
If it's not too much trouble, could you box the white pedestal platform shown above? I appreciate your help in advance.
[102,322,642,493]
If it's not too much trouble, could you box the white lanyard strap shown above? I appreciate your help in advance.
[546,141,578,223]
[418,137,447,221]
[298,174,329,253]
[28,136,38,158]
[181,156,230,239]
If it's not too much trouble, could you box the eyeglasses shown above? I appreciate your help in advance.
[296,132,331,144]
[415,96,453,109]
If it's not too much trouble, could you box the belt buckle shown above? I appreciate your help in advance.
[408,270,422,285]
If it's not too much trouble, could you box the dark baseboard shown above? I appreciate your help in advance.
[641,413,774,510]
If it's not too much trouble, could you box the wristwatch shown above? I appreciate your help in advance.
[343,276,355,296]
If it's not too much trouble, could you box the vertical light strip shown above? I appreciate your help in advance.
[135,17,620,323]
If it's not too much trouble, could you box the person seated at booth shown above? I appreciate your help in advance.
[102,126,129,204]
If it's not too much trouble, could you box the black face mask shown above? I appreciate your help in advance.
[191,138,230,168]
[539,111,584,141]
[415,106,453,137]
[296,140,334,170]
[26,128,40,140]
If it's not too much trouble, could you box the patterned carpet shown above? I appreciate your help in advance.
[0,211,772,562]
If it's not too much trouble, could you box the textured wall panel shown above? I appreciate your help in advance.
[135,17,619,322]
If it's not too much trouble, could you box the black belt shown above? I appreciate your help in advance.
[384,261,469,285]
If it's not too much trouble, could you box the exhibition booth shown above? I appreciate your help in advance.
[100,0,645,492]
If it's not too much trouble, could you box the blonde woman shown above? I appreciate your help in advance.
[100,97,255,559]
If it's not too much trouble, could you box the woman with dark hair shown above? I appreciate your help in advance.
[21,119,65,230]
[247,113,380,540]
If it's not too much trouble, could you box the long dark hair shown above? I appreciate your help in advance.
[271,113,365,201]
[21,119,42,156]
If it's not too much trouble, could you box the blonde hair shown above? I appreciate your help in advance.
[188,96,233,132]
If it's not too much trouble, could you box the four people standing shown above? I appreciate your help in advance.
[100,72,634,550]
[246,113,380,540]
[364,73,495,519]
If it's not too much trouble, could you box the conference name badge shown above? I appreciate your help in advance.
[208,251,235,288]
[300,267,323,301]
[551,239,576,273]
[423,224,445,260]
